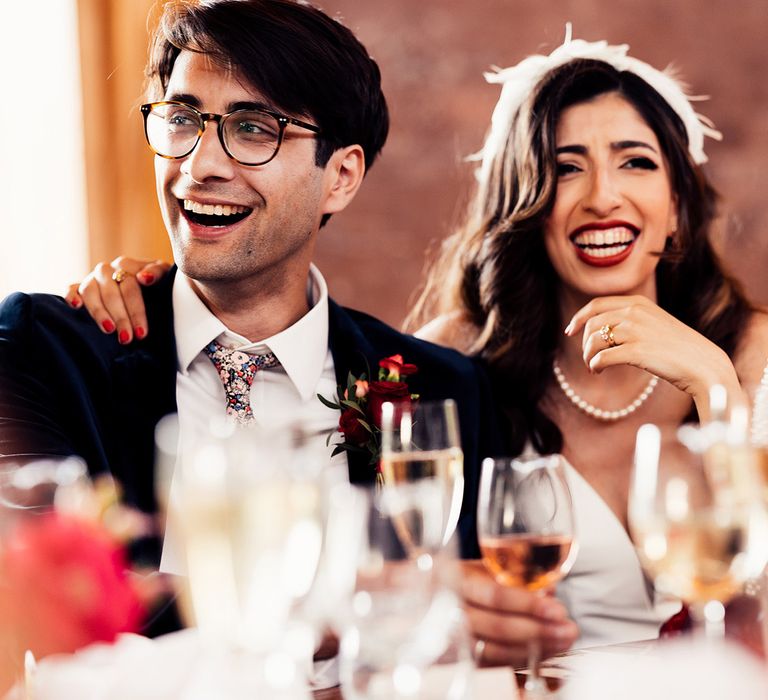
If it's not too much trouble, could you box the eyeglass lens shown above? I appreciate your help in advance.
[145,103,282,165]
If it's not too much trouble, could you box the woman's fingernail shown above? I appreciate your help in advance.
[564,322,573,335]
[70,298,82,309]
[134,326,146,340]
[118,330,131,344]
[102,320,115,333]
[139,273,155,284]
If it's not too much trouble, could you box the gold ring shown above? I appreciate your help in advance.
[112,268,129,284]
[600,324,616,348]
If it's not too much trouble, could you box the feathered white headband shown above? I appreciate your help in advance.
[477,24,722,181]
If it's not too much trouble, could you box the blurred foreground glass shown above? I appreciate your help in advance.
[477,455,576,697]
[379,399,464,551]
[155,416,328,697]
[630,423,768,638]
[338,483,473,700]
[0,458,90,534]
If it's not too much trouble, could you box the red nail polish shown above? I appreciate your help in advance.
[119,330,130,344]
[102,320,115,333]
[70,298,82,309]
[134,326,146,340]
[139,273,155,284]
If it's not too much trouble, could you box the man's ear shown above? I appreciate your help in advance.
[320,145,366,218]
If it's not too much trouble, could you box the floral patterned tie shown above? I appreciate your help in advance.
[204,340,281,423]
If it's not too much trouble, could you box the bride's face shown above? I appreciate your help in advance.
[543,91,678,303]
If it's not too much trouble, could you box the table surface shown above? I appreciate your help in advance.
[310,640,660,699]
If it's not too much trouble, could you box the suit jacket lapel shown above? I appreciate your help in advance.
[327,300,379,484]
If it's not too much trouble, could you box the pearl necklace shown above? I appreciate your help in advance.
[552,359,659,422]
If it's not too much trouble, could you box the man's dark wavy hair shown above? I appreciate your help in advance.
[146,0,389,174]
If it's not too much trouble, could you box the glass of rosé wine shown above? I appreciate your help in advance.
[477,455,576,697]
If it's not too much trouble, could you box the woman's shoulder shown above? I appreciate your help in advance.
[733,307,768,382]
[414,311,481,355]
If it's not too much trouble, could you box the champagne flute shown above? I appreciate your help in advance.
[158,417,325,696]
[476,455,576,697]
[379,399,464,551]
[629,423,768,638]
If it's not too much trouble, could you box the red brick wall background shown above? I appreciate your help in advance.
[312,0,768,328]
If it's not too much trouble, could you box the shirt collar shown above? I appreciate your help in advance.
[173,264,330,401]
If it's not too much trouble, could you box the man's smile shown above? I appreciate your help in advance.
[180,198,253,227]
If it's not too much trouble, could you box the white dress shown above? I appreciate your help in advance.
[556,459,682,648]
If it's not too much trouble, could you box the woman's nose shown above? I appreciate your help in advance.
[581,168,622,216]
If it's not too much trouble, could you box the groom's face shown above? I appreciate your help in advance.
[154,50,331,285]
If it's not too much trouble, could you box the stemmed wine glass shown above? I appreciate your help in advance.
[629,422,768,638]
[337,482,474,700]
[379,399,464,551]
[476,455,576,697]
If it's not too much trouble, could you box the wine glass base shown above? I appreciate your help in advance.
[516,670,563,698]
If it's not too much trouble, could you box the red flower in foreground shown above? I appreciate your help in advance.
[0,512,145,660]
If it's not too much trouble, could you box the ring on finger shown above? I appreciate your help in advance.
[112,268,130,285]
[599,324,616,348]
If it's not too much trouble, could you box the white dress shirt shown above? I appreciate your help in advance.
[160,265,345,689]
[161,264,345,573]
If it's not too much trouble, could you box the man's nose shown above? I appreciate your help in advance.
[180,120,236,183]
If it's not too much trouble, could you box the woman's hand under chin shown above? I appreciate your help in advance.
[564,295,742,421]
[64,257,171,344]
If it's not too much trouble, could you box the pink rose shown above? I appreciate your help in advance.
[344,379,369,400]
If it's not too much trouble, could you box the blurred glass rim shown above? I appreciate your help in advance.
[0,456,88,490]
[155,412,333,485]
[481,453,564,477]
[380,398,461,451]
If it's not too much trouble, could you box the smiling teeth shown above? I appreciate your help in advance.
[582,245,630,257]
[572,227,636,247]
[183,200,249,216]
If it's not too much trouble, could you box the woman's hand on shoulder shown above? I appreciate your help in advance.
[565,295,740,419]
[460,560,578,667]
[64,257,171,344]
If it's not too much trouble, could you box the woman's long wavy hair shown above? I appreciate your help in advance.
[409,59,752,456]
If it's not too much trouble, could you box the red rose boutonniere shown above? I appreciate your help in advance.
[319,355,419,475]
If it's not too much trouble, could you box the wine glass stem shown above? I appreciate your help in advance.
[524,637,547,696]
[689,600,726,639]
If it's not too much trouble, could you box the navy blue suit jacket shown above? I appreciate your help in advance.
[0,271,500,559]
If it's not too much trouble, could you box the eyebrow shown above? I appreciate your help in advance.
[556,140,659,156]
[163,93,273,113]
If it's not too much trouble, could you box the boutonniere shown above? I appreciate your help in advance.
[318,355,419,475]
